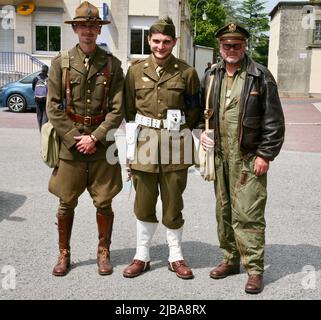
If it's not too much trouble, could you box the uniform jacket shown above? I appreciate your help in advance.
[47,45,124,161]
[204,54,285,161]
[125,54,201,173]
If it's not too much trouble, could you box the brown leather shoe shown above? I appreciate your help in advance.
[52,249,70,276]
[245,274,263,294]
[123,259,150,278]
[168,260,194,279]
[209,262,240,279]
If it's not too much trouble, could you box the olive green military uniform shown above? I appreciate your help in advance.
[125,54,200,229]
[214,63,266,275]
[47,45,124,216]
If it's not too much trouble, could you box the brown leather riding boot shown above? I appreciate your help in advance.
[97,212,114,275]
[52,214,74,276]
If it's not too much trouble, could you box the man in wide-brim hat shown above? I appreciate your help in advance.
[46,1,124,278]
[64,1,110,25]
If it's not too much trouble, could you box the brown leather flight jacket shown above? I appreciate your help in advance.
[203,55,285,161]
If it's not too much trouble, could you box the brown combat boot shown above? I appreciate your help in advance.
[52,214,74,276]
[97,212,114,275]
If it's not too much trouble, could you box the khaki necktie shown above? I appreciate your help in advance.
[84,56,90,71]
[156,65,164,78]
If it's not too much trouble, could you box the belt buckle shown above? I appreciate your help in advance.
[84,116,92,126]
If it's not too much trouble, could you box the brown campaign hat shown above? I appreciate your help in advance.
[215,23,249,40]
[150,16,176,39]
[64,1,110,25]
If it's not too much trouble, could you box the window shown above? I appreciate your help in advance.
[130,28,151,55]
[35,25,61,52]
[314,21,321,43]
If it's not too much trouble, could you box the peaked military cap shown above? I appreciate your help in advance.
[65,1,110,25]
[150,16,176,39]
[215,23,250,40]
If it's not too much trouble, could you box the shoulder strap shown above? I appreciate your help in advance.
[100,55,113,115]
[60,50,71,115]
[204,74,215,131]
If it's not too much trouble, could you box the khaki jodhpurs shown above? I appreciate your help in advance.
[132,169,188,229]
[49,159,122,216]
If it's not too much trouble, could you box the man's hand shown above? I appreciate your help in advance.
[254,156,269,176]
[74,135,97,154]
[200,131,214,151]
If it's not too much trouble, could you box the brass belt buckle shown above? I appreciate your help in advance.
[84,116,92,126]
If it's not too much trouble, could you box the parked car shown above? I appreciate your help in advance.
[0,70,41,113]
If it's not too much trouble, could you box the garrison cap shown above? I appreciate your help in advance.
[150,16,176,39]
[215,23,250,40]
[65,1,110,25]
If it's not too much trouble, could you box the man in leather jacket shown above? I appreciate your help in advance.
[200,23,285,294]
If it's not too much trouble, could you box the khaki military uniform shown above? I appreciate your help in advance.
[47,45,124,215]
[125,54,200,228]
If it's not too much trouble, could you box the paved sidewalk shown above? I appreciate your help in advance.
[0,99,321,301]
[282,98,321,153]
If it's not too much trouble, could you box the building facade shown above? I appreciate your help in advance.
[269,1,321,96]
[0,0,193,74]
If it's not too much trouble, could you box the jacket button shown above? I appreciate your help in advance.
[158,100,161,104]
[87,99,91,103]
[87,89,91,93]
[157,113,162,118]
[157,86,161,90]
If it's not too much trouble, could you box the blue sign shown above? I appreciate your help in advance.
[103,2,109,20]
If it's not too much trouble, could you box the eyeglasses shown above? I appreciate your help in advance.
[221,43,243,51]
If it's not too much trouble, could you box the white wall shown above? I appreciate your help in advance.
[268,10,281,82]
[195,46,213,79]
[309,48,321,95]
[129,0,159,16]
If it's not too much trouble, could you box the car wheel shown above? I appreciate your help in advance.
[7,94,27,113]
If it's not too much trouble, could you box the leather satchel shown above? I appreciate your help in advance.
[40,121,60,168]
[198,73,215,181]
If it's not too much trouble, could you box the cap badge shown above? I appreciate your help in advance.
[228,23,237,32]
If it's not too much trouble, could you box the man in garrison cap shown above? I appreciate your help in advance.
[47,1,124,277]
[200,23,285,294]
[123,17,201,280]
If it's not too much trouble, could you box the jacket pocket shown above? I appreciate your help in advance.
[167,80,185,107]
[69,75,82,104]
[92,76,108,105]
[135,81,155,95]
[242,116,261,148]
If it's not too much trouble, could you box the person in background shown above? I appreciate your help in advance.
[204,62,212,73]
[32,64,49,131]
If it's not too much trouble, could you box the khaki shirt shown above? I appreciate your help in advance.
[47,45,124,161]
[125,54,201,173]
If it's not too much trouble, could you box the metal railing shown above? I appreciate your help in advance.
[0,52,44,86]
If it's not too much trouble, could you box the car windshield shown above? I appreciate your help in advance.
[20,71,40,84]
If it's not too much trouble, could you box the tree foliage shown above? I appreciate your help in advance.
[236,0,270,65]
[188,0,226,51]
[188,0,270,65]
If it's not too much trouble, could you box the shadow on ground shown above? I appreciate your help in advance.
[70,241,321,285]
[0,191,27,222]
